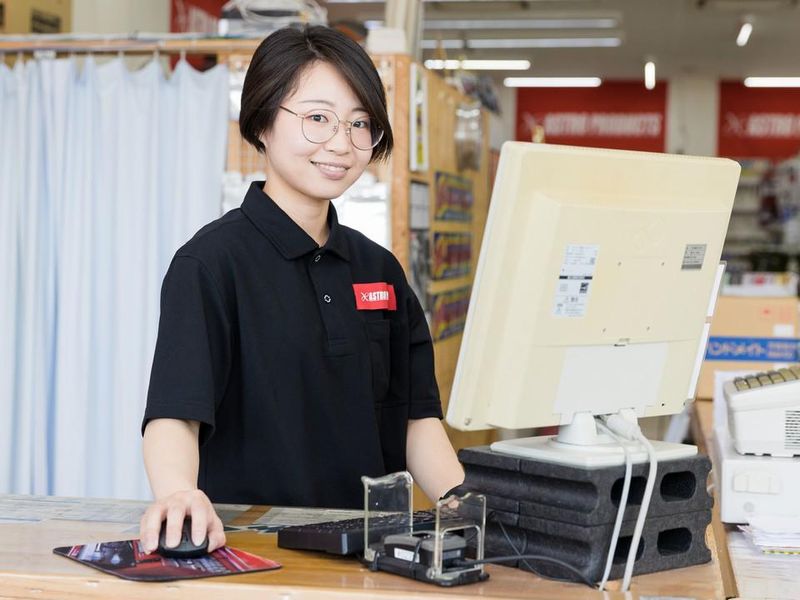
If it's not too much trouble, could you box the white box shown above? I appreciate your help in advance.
[713,394,800,523]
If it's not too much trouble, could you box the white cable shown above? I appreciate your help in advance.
[595,419,632,592]
[601,414,659,593]
[621,432,657,592]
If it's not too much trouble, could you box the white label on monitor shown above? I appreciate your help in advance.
[553,244,598,318]
[682,244,707,270]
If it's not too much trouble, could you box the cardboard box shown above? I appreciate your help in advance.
[695,296,800,399]
[0,0,71,34]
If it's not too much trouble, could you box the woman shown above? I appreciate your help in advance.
[138,25,464,555]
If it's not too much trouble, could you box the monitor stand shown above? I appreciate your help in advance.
[490,411,697,469]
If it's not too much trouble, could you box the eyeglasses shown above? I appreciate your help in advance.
[279,106,384,151]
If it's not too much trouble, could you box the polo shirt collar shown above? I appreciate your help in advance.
[241,181,350,262]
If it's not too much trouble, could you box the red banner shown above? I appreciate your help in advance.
[718,81,800,160]
[515,81,667,152]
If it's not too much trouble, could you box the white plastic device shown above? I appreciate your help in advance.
[723,367,800,457]
[713,392,800,523]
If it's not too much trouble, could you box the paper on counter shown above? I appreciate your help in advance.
[0,495,251,525]
[728,530,800,599]
[252,506,365,529]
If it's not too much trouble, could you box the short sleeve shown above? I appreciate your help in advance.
[406,287,444,420]
[142,254,232,444]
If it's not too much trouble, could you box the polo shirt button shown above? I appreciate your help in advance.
[323,294,332,303]
[314,254,321,263]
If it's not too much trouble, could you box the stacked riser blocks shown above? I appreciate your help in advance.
[456,446,713,582]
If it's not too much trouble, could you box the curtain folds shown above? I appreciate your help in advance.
[0,56,229,499]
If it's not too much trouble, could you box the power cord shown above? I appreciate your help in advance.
[595,418,632,592]
[409,535,425,575]
[602,414,659,593]
[623,432,656,592]
[460,512,596,588]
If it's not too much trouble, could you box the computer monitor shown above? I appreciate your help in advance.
[446,142,740,467]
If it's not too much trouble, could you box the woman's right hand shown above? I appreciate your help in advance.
[138,489,226,554]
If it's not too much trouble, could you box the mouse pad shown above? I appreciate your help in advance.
[53,539,281,582]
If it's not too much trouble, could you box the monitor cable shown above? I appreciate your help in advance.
[595,418,633,592]
[602,414,658,593]
[454,512,596,588]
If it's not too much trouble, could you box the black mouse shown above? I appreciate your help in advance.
[157,517,209,559]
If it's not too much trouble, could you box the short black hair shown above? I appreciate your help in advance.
[239,25,393,163]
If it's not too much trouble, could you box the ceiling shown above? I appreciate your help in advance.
[323,0,800,81]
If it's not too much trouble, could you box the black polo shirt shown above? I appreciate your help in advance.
[143,182,442,509]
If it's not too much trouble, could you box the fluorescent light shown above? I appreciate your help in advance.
[461,59,530,70]
[744,77,800,87]
[421,39,465,50]
[425,60,462,70]
[736,21,753,46]
[466,37,621,49]
[424,59,531,70]
[504,77,602,88]
[644,61,656,90]
[423,18,618,30]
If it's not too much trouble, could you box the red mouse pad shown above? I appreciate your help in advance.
[53,539,281,582]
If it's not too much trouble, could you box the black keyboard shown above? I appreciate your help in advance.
[278,510,447,555]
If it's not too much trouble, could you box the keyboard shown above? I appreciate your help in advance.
[277,510,450,555]
[730,366,800,391]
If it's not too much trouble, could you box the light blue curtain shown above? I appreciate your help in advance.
[0,55,229,499]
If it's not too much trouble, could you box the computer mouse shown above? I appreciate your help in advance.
[157,517,209,559]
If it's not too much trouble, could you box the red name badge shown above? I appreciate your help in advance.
[353,282,397,311]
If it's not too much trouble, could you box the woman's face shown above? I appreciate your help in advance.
[261,61,375,203]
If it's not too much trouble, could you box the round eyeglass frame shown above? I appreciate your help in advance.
[279,106,384,151]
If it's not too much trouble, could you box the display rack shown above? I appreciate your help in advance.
[722,158,773,272]
[383,55,496,462]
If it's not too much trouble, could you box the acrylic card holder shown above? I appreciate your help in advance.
[360,471,489,586]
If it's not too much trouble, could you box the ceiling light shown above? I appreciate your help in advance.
[736,20,753,46]
[466,37,621,49]
[421,39,466,50]
[644,61,656,90]
[425,60,462,70]
[744,77,800,87]
[424,59,531,70]
[423,18,618,30]
[504,77,602,88]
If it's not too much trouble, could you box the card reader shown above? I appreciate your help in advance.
[382,532,466,567]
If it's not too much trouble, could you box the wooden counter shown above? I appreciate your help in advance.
[0,495,725,600]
